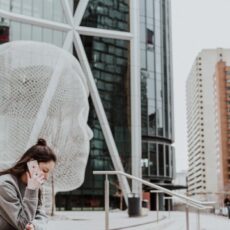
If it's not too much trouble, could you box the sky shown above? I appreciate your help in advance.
[171,0,230,172]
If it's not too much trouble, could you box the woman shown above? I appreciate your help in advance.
[0,138,57,230]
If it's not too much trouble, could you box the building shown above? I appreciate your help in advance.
[214,60,230,196]
[186,49,230,202]
[0,0,175,210]
[139,0,175,210]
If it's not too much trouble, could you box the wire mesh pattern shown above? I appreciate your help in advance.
[0,41,93,193]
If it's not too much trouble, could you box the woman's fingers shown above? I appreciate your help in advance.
[26,223,34,230]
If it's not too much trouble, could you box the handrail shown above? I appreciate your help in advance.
[93,170,215,230]
[93,170,214,210]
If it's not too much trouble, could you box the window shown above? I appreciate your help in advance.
[146,28,154,45]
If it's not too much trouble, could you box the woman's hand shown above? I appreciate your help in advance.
[27,171,44,190]
[25,223,35,230]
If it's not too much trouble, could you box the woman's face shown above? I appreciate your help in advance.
[39,161,55,181]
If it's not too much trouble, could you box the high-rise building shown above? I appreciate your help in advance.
[214,60,230,194]
[0,0,175,210]
[186,49,230,201]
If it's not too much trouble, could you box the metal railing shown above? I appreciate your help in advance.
[93,170,215,230]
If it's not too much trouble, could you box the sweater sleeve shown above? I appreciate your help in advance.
[32,202,48,230]
[0,181,39,230]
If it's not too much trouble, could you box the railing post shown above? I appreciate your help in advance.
[156,192,159,223]
[94,170,214,230]
[197,209,200,230]
[185,204,189,230]
[168,198,171,218]
[105,174,109,230]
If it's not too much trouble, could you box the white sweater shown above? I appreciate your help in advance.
[0,174,47,230]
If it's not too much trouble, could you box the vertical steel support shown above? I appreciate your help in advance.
[156,192,159,223]
[168,198,171,218]
[105,175,109,230]
[130,0,142,198]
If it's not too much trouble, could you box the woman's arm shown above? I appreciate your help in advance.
[0,181,39,230]
[31,202,48,230]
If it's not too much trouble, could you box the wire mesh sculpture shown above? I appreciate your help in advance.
[0,41,93,195]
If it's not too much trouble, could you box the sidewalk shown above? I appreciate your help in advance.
[48,210,230,230]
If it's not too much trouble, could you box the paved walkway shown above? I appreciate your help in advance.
[48,210,230,230]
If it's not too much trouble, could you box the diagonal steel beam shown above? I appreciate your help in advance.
[73,31,131,205]
[74,0,90,26]
[77,26,133,40]
[61,0,74,27]
[63,30,74,51]
[0,9,71,32]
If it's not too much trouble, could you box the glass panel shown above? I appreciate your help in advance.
[157,103,163,136]
[141,49,146,69]
[146,0,153,19]
[147,49,154,71]
[149,143,157,175]
[155,47,162,73]
[22,0,32,16]
[165,145,169,176]
[148,99,156,136]
[140,22,146,43]
[0,0,10,10]
[10,22,20,41]
[154,0,161,21]
[0,0,67,46]
[142,142,148,176]
[147,78,155,100]
[43,0,53,20]
[78,35,131,200]
[33,0,43,18]
[8,21,66,47]
[81,0,129,32]
[2,0,67,23]
[140,0,145,17]
[141,73,148,135]
[158,144,164,176]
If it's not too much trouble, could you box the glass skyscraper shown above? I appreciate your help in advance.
[140,0,175,210]
[56,0,175,211]
[0,0,175,210]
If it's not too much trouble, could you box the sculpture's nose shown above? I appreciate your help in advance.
[87,125,93,140]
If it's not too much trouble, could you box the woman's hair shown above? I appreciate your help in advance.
[0,138,57,177]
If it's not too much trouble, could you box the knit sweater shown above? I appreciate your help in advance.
[0,174,48,230]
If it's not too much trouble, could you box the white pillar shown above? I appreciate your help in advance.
[130,0,142,195]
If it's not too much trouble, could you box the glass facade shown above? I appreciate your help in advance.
[57,0,131,211]
[0,0,175,210]
[140,0,174,182]
[0,0,67,46]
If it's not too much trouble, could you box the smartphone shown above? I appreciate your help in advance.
[27,160,41,176]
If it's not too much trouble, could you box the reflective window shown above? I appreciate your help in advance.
[81,0,129,32]
[149,143,157,175]
[158,144,164,176]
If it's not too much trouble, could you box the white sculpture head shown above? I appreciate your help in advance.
[0,41,93,192]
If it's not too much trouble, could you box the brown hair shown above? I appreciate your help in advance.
[0,138,57,177]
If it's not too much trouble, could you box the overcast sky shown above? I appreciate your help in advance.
[171,0,230,172]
